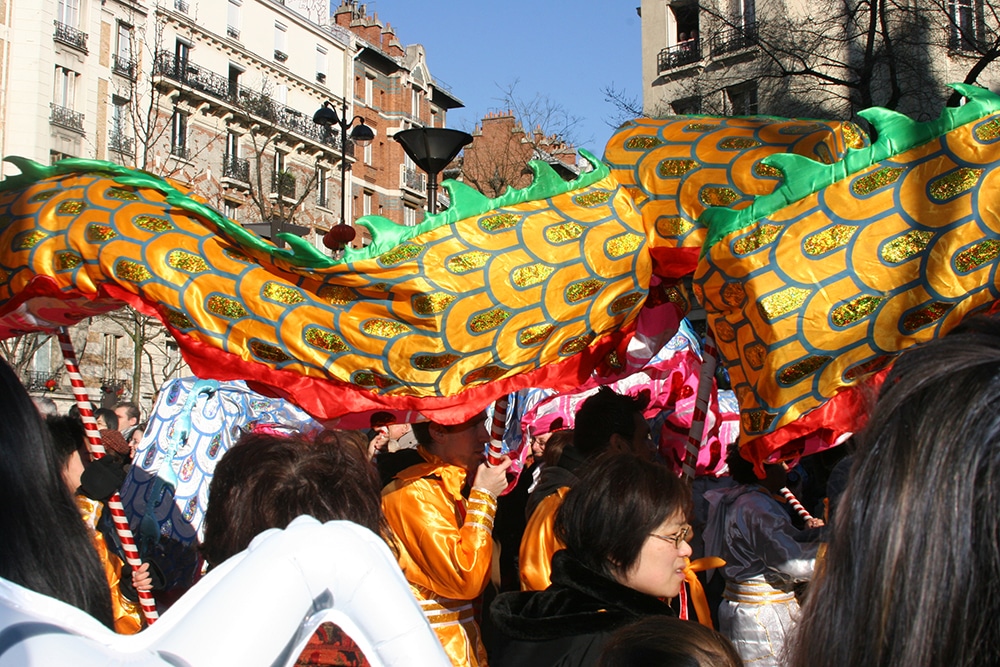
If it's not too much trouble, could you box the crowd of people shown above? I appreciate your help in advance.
[4,316,1000,666]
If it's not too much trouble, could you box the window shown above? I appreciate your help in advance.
[53,66,77,108]
[365,76,374,106]
[226,131,239,159]
[228,64,242,99]
[170,108,188,157]
[227,0,241,39]
[274,22,288,61]
[364,141,373,166]
[362,191,372,217]
[317,167,328,208]
[274,84,288,107]
[57,0,79,27]
[115,21,132,61]
[668,3,699,48]
[671,96,701,115]
[176,40,190,72]
[224,200,240,220]
[316,46,327,83]
[102,334,120,374]
[110,95,132,154]
[411,87,420,117]
[404,205,416,227]
[727,83,758,116]
[949,0,981,51]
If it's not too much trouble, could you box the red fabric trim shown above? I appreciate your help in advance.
[649,247,699,279]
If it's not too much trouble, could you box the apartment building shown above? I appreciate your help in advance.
[640,0,1000,122]
[0,0,461,407]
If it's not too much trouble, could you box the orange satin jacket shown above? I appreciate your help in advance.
[381,447,497,667]
[77,496,143,634]
[518,486,570,591]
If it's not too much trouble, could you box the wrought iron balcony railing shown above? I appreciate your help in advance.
[112,54,136,79]
[50,103,85,133]
[400,164,427,193]
[53,21,88,52]
[109,130,134,155]
[170,144,189,160]
[174,0,189,13]
[657,38,701,72]
[223,154,250,182]
[152,51,350,154]
[227,26,240,39]
[712,23,759,57]
[22,370,57,392]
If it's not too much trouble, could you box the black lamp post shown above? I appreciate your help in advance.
[394,127,473,215]
[312,100,375,252]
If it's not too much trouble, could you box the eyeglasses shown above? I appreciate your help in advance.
[649,524,692,548]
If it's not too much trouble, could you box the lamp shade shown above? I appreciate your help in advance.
[350,122,376,147]
[394,128,473,176]
[312,102,340,126]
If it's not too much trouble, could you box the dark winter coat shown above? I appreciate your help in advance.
[489,550,675,667]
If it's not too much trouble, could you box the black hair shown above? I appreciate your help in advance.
[597,615,743,667]
[573,387,650,456]
[94,407,119,431]
[788,317,1000,667]
[555,452,690,581]
[0,359,114,627]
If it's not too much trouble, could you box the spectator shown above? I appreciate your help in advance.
[490,452,691,667]
[94,407,118,432]
[787,319,1000,667]
[520,388,653,591]
[597,616,742,667]
[201,430,387,667]
[0,358,116,629]
[114,401,141,440]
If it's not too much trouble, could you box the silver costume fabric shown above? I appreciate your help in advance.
[703,485,817,667]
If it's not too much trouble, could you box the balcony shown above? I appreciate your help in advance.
[271,171,296,198]
[712,23,758,57]
[657,39,701,73]
[152,51,350,153]
[227,26,240,39]
[53,21,88,53]
[22,370,58,392]
[400,164,427,194]
[223,154,250,182]
[174,0,189,13]
[112,54,136,80]
[274,50,288,63]
[170,144,189,160]
[109,130,135,155]
[50,103,85,134]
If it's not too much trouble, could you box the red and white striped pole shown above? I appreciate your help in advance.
[780,486,815,522]
[487,395,508,466]
[58,328,158,624]
[682,334,718,480]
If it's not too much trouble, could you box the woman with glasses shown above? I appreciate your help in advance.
[488,452,697,667]
[702,445,820,667]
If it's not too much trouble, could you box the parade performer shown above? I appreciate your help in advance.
[381,412,511,667]
[703,446,819,666]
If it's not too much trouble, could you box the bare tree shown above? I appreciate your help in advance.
[462,81,583,198]
[636,0,1000,125]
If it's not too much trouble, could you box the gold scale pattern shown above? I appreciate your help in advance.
[695,112,1000,443]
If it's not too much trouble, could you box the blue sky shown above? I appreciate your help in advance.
[361,1,643,155]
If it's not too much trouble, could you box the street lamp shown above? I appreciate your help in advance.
[312,100,375,253]
[394,127,473,215]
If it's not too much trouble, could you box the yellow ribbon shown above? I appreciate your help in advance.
[684,556,726,629]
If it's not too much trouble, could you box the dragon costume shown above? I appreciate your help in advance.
[2,83,999,467]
